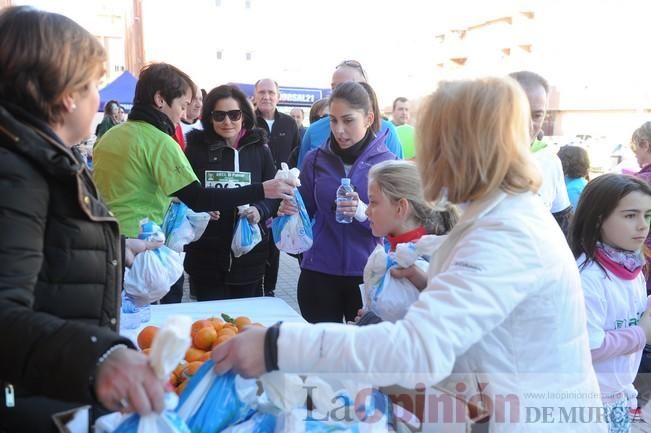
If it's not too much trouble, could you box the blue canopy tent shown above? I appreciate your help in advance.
[98,71,137,112]
[233,83,331,107]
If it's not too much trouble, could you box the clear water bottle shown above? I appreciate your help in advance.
[139,303,151,323]
[121,293,141,330]
[336,178,354,224]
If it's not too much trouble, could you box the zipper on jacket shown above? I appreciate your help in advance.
[4,383,14,408]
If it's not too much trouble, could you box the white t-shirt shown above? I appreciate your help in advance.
[264,118,274,131]
[532,146,571,212]
[579,255,646,405]
[180,119,203,137]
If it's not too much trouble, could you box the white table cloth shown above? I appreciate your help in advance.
[120,296,304,344]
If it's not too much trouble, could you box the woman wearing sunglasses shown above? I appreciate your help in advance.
[93,64,294,242]
[183,85,278,300]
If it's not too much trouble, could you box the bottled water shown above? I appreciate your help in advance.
[139,303,151,323]
[336,178,354,224]
[121,293,141,330]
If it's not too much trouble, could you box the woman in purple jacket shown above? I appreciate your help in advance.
[281,82,395,323]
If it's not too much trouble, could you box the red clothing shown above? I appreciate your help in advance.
[386,226,427,251]
[174,124,185,151]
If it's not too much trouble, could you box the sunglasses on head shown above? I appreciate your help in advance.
[336,60,367,80]
[211,109,242,122]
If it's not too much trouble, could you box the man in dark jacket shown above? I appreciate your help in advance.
[254,78,300,297]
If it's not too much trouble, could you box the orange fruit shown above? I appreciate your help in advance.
[168,373,179,387]
[208,317,224,331]
[183,361,204,377]
[234,316,252,330]
[137,326,159,351]
[223,323,239,333]
[212,334,233,348]
[218,327,236,338]
[191,319,212,336]
[185,347,206,363]
[199,350,212,362]
[193,326,217,351]
[176,380,188,395]
[173,363,186,378]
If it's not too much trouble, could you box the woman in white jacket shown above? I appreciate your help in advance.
[212,77,606,432]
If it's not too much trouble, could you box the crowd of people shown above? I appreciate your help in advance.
[3,5,651,433]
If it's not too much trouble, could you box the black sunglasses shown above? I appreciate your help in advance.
[211,109,242,122]
[336,60,367,80]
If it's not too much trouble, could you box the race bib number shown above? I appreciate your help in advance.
[205,171,251,189]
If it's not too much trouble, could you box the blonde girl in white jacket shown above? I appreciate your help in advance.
[568,174,651,433]
[211,77,606,432]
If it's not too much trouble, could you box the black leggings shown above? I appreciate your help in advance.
[188,272,262,301]
[297,269,363,323]
[264,237,280,295]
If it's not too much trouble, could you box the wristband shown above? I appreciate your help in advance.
[264,322,282,372]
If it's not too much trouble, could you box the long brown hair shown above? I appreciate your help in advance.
[568,173,651,270]
[329,81,380,133]
[416,77,541,203]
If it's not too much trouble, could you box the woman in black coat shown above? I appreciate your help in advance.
[184,85,279,300]
[0,7,165,432]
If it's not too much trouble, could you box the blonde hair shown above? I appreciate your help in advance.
[368,160,459,235]
[416,77,541,203]
[0,6,106,124]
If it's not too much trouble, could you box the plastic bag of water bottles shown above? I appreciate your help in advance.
[162,201,210,253]
[274,388,391,433]
[95,316,193,433]
[123,219,184,305]
[120,292,142,330]
[271,163,313,254]
[220,412,276,433]
[362,236,445,323]
[176,362,258,433]
[231,209,262,258]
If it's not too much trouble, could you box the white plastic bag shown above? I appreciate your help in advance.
[271,163,313,254]
[231,213,263,258]
[162,202,210,253]
[362,236,445,323]
[367,259,428,322]
[186,210,210,242]
[124,246,183,305]
[176,364,258,432]
[96,315,193,433]
[124,219,183,305]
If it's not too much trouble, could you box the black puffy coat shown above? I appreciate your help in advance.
[184,128,279,285]
[0,103,132,430]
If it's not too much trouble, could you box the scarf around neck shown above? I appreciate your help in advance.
[330,129,374,165]
[387,226,427,252]
[594,242,645,280]
[128,104,175,136]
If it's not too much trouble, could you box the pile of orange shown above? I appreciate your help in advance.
[136,313,259,395]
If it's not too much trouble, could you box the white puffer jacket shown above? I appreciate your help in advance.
[278,190,605,432]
